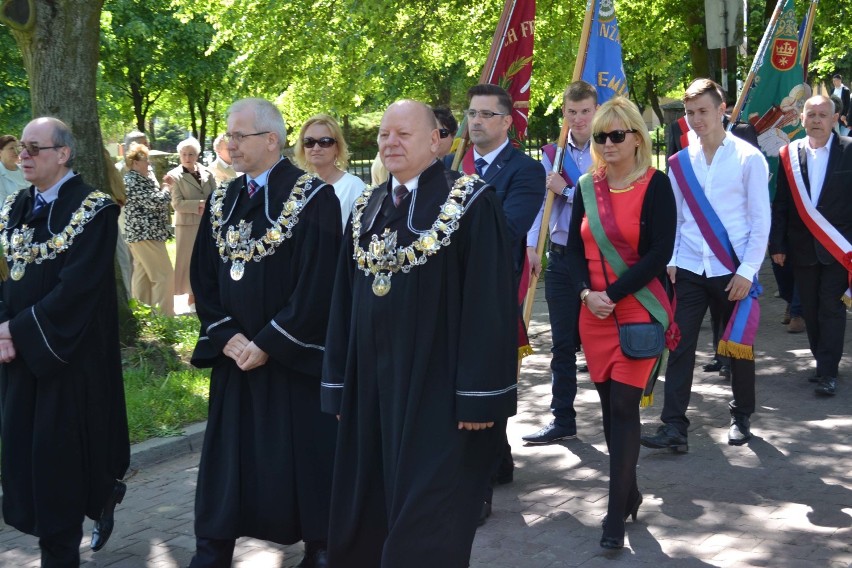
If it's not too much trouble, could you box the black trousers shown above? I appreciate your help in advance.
[660,269,756,435]
[794,261,849,378]
[189,537,236,568]
[39,525,83,568]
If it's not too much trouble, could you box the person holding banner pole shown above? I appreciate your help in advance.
[523,80,598,444]
[641,79,770,451]
[566,97,676,549]
[770,95,852,397]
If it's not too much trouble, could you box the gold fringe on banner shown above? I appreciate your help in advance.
[717,340,754,361]
[518,345,534,361]
[842,294,851,308]
[639,393,654,408]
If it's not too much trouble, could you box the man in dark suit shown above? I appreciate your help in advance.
[464,83,545,523]
[770,94,852,396]
[832,74,851,135]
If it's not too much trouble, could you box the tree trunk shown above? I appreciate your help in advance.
[6,0,137,346]
[188,94,198,139]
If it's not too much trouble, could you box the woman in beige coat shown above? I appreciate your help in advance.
[163,137,216,310]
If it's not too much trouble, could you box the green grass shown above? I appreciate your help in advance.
[122,301,209,443]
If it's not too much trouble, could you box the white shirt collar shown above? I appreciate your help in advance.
[473,138,510,166]
[36,169,75,203]
[246,157,283,189]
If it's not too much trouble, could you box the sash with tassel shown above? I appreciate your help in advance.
[779,143,852,306]
[579,171,680,407]
[669,150,762,360]
[461,148,533,360]
[541,143,582,188]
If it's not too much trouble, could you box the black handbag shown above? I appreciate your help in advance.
[599,254,665,360]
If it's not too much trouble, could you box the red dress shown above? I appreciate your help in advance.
[579,178,658,388]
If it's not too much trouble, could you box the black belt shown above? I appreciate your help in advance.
[549,243,567,255]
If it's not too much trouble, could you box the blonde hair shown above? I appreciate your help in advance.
[293,114,350,172]
[124,142,149,167]
[590,97,652,185]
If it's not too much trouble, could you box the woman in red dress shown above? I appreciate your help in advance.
[566,98,676,549]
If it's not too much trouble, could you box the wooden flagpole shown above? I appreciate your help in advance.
[450,0,518,171]
[728,0,787,126]
[799,0,818,73]
[521,0,596,326]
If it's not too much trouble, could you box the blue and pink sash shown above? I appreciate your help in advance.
[668,150,761,360]
[541,143,582,188]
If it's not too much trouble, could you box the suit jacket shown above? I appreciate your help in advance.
[770,134,852,266]
[839,85,851,123]
[444,143,544,277]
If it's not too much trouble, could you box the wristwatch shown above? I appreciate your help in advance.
[580,289,591,304]
[561,186,571,198]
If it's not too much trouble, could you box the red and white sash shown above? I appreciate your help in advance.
[779,142,852,305]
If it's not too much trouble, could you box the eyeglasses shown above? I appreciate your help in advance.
[592,129,638,144]
[438,128,452,139]
[16,142,63,156]
[463,109,509,119]
[303,137,336,149]
[223,131,269,144]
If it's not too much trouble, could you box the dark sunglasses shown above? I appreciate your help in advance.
[438,128,451,139]
[303,137,336,149]
[592,129,638,144]
[16,142,63,156]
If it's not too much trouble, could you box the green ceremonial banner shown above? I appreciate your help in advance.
[739,0,810,200]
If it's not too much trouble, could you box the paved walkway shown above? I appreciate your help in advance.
[2,265,850,567]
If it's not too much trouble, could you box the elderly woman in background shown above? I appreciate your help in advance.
[164,136,216,311]
[294,114,364,229]
[566,98,676,550]
[124,143,175,316]
[0,135,28,201]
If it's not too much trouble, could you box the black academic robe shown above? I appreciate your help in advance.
[0,176,129,538]
[321,161,517,568]
[189,158,341,544]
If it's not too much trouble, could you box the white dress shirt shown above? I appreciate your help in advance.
[473,138,510,177]
[804,133,832,206]
[668,131,771,282]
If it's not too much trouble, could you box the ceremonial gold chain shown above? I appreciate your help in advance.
[351,175,478,296]
[0,190,113,281]
[210,174,316,280]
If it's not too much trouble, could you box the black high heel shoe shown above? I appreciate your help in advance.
[600,492,643,529]
[600,533,624,549]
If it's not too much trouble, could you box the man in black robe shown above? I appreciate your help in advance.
[321,100,517,567]
[188,98,341,568]
[0,117,129,566]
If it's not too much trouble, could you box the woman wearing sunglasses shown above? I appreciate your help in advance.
[294,114,365,229]
[0,135,28,201]
[566,97,676,550]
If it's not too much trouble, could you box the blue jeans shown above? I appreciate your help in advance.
[544,249,580,428]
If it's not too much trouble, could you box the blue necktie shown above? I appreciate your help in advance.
[475,157,488,178]
[247,179,260,198]
[32,194,47,215]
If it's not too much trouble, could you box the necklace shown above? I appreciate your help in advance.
[0,190,114,281]
[351,175,478,296]
[209,173,316,280]
[608,185,634,193]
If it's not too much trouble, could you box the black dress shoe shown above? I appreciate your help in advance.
[718,365,731,379]
[478,501,492,526]
[808,373,821,383]
[577,363,589,373]
[728,415,752,446]
[91,480,127,552]
[640,424,688,453]
[521,420,577,444]
[600,534,624,549]
[815,377,837,396]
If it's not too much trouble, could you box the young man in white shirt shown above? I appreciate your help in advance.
[641,79,770,451]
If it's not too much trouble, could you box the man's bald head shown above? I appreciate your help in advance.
[378,100,441,183]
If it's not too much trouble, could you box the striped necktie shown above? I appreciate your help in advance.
[32,194,48,215]
[475,157,488,177]
[393,184,409,207]
[247,179,260,198]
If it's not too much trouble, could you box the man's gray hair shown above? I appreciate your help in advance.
[228,98,287,151]
[46,118,77,168]
[123,130,147,151]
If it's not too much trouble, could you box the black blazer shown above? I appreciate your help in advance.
[770,134,852,266]
[566,169,676,303]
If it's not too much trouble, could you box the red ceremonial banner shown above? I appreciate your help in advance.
[487,0,536,145]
